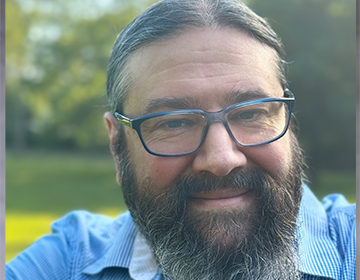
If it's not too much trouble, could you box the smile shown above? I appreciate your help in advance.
[188,188,255,210]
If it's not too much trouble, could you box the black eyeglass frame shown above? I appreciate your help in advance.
[114,89,295,157]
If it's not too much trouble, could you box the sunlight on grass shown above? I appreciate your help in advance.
[6,213,55,262]
[6,208,124,263]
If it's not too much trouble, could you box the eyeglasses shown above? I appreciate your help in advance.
[114,89,295,157]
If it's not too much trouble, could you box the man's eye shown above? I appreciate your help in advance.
[158,119,195,130]
[164,120,185,128]
[239,111,256,120]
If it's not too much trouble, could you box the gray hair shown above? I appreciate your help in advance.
[107,0,287,113]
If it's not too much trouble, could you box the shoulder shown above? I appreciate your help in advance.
[323,194,356,279]
[321,194,356,245]
[322,193,356,219]
[50,210,124,241]
[299,186,356,279]
[301,186,355,227]
[6,211,132,280]
[322,194,356,258]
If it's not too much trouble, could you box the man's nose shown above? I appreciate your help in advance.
[192,122,247,176]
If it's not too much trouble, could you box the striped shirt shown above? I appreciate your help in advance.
[6,185,356,279]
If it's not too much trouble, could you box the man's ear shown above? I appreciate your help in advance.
[104,112,118,155]
[104,112,122,184]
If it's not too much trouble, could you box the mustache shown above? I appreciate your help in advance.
[153,168,276,218]
[173,168,273,197]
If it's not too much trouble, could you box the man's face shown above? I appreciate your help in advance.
[106,27,303,279]
[124,26,292,199]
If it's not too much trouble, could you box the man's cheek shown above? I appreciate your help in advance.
[249,141,292,178]
[136,156,193,192]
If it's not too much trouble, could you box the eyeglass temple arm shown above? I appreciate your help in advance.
[114,112,133,128]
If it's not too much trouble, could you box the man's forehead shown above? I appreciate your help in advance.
[123,27,281,115]
[127,27,278,71]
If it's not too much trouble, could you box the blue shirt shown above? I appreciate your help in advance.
[6,185,356,280]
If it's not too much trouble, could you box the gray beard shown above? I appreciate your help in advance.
[117,135,304,280]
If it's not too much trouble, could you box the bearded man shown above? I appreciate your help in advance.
[6,0,356,279]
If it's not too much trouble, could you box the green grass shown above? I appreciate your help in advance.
[6,151,356,262]
[310,171,356,203]
[6,151,127,215]
[6,151,126,262]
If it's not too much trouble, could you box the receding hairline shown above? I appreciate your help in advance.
[122,25,284,107]
[106,0,288,115]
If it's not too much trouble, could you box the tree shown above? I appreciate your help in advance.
[6,0,356,183]
[6,0,158,151]
[247,0,356,181]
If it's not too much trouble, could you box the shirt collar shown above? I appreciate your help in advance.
[82,212,139,275]
[129,232,159,280]
[83,185,342,279]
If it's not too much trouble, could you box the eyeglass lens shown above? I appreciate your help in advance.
[140,101,289,155]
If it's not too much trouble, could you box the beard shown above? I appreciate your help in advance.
[116,133,304,280]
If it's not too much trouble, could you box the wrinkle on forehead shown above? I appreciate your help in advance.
[127,26,279,82]
[124,27,282,114]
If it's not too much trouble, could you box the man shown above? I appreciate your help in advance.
[6,0,356,279]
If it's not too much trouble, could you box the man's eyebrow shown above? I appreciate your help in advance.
[225,90,273,104]
[142,90,274,115]
[143,96,201,115]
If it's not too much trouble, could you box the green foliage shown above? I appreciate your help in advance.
[246,0,356,176]
[6,0,158,151]
[314,170,356,203]
[6,0,355,264]
[6,0,356,180]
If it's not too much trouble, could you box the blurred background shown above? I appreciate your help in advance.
[6,0,356,262]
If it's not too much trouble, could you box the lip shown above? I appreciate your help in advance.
[188,188,254,210]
